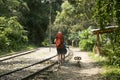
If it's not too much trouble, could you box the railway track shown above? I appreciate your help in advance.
[28,47,73,80]
[0,47,73,80]
[0,55,57,80]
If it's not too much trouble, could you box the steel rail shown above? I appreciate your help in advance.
[22,61,57,80]
[0,55,57,77]
[0,49,38,62]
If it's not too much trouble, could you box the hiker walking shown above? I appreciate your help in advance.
[55,31,65,65]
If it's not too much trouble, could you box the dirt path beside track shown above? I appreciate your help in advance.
[49,48,105,80]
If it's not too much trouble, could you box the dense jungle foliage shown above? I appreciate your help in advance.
[0,0,62,52]
[0,0,120,79]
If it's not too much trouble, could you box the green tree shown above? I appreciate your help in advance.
[0,0,28,18]
[21,0,62,45]
[53,0,95,45]
[93,0,115,29]
[93,0,120,67]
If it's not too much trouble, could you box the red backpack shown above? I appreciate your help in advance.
[55,32,64,48]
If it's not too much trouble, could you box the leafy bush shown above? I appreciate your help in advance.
[42,38,49,46]
[101,29,120,66]
[104,66,120,80]
[79,28,96,51]
[0,17,28,52]
[0,34,9,51]
[89,52,120,80]
[102,43,120,66]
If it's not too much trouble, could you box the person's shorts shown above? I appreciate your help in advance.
[57,48,64,54]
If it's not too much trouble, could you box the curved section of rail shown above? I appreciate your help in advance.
[22,47,73,80]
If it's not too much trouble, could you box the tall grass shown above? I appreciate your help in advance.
[0,44,37,57]
[89,52,120,80]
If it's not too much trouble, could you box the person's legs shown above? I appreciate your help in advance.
[62,54,65,62]
[57,48,66,66]
[60,54,62,63]
[57,48,60,64]
[58,54,61,64]
[61,48,66,63]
